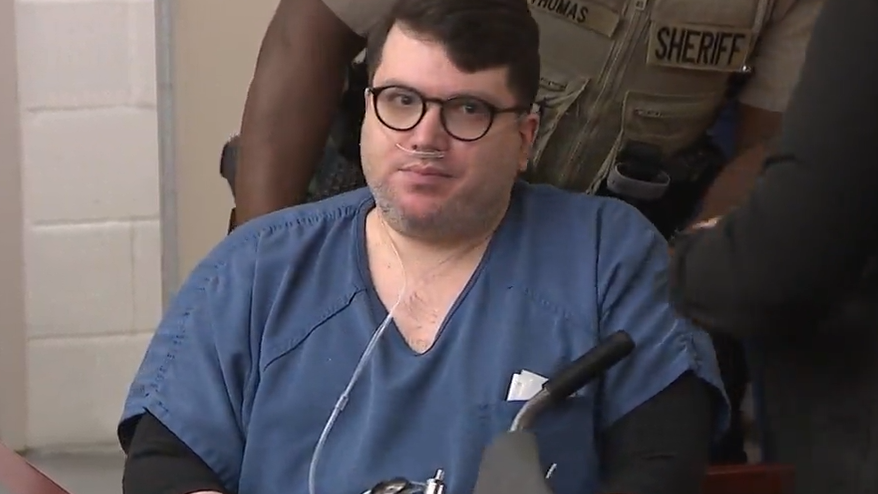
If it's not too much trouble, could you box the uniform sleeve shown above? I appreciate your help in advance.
[593,201,730,434]
[320,0,399,36]
[117,238,260,492]
[737,0,825,112]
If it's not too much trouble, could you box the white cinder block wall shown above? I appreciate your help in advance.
[15,0,162,449]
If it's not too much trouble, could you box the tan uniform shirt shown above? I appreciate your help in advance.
[325,0,824,191]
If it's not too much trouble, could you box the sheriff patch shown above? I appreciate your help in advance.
[647,22,752,72]
[529,0,621,38]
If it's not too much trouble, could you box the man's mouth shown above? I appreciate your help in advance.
[400,163,453,177]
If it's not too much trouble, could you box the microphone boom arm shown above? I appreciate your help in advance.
[509,330,635,432]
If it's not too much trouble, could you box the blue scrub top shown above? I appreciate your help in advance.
[120,182,728,494]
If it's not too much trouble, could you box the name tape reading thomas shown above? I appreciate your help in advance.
[529,0,621,38]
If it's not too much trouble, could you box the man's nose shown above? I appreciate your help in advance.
[409,105,449,145]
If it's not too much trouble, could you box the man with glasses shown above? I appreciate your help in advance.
[118,1,728,493]
[218,0,823,465]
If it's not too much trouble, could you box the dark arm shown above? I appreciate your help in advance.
[234,0,365,225]
[599,372,715,494]
[693,107,781,223]
[669,0,878,335]
[692,0,826,223]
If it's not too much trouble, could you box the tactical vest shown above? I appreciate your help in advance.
[526,0,776,192]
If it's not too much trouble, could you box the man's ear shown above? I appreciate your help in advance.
[517,111,540,172]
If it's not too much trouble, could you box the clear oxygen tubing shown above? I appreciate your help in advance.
[308,219,407,494]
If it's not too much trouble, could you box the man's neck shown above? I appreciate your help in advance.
[365,209,500,277]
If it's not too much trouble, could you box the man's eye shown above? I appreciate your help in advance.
[387,92,417,106]
[451,99,489,115]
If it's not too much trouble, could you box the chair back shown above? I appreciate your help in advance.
[704,464,795,494]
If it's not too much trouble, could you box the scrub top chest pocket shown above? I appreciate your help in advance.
[475,395,600,494]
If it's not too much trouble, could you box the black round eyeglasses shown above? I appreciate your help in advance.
[367,85,530,142]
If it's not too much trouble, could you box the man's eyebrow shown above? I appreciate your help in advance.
[375,77,412,88]
[374,78,507,106]
[447,90,505,105]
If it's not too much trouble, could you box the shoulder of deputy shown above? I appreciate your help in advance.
[738,0,827,112]
[320,0,398,36]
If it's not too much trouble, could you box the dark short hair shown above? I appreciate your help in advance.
[365,0,541,108]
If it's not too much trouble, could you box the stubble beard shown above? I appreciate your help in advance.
[368,177,507,244]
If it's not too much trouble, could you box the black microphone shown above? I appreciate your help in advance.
[509,330,635,431]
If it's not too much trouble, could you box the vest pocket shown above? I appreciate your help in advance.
[582,90,723,188]
[532,63,590,165]
[620,89,724,157]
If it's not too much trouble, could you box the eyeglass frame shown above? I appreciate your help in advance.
[365,84,533,142]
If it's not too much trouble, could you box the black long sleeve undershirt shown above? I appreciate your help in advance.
[122,414,230,494]
[121,372,715,494]
[669,0,878,336]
